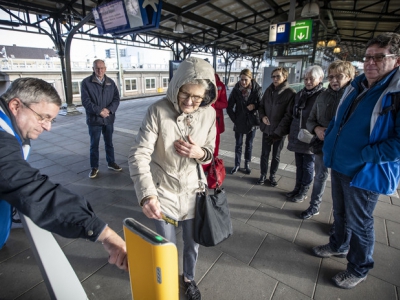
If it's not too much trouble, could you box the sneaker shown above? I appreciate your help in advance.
[183,276,201,300]
[300,207,319,219]
[332,270,367,289]
[312,243,348,258]
[108,162,122,171]
[89,168,98,178]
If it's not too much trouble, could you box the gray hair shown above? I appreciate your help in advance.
[182,79,215,106]
[304,65,324,82]
[93,59,106,67]
[2,78,61,106]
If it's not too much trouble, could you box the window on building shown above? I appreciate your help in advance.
[119,48,126,57]
[145,78,156,89]
[230,77,235,83]
[162,77,168,88]
[71,81,81,95]
[125,78,137,91]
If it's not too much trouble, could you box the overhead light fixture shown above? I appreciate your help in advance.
[333,47,341,53]
[240,40,248,50]
[317,40,326,48]
[301,1,320,18]
[327,39,337,47]
[173,16,184,34]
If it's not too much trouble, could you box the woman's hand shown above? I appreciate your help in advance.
[174,135,204,159]
[247,104,255,111]
[314,126,326,140]
[142,196,162,219]
[262,116,270,125]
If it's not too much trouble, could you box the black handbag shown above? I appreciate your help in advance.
[246,110,260,127]
[193,164,233,247]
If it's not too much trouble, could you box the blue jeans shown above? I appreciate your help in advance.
[329,169,379,277]
[294,152,315,186]
[260,134,285,176]
[155,218,199,281]
[309,153,329,209]
[234,130,256,167]
[88,124,115,168]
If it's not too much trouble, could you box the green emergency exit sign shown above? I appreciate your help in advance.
[290,19,313,43]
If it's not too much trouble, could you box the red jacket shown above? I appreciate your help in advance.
[213,74,228,134]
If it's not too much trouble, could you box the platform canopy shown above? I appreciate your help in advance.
[0,0,399,62]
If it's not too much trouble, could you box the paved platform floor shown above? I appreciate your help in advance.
[1,95,400,300]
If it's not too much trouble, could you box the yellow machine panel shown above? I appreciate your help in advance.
[123,218,179,300]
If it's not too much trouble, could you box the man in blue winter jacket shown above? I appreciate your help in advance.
[312,32,400,289]
[81,59,122,179]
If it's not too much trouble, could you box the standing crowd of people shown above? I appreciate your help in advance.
[0,32,399,300]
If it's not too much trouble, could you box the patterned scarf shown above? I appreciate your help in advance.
[239,82,252,102]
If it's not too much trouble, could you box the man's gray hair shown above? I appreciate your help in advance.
[2,78,62,106]
[366,32,400,56]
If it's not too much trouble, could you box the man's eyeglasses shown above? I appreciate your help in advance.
[178,92,203,103]
[21,101,56,124]
[362,54,397,63]
[327,74,346,81]
[271,75,281,79]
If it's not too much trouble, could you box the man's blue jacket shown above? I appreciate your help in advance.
[323,67,400,178]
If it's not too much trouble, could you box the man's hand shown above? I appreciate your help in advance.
[262,116,270,125]
[142,196,163,220]
[266,133,281,145]
[314,126,326,141]
[100,108,110,118]
[247,104,255,111]
[174,135,204,159]
[97,226,128,271]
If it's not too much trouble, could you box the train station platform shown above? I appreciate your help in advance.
[1,95,399,300]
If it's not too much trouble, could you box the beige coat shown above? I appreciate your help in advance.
[129,58,217,220]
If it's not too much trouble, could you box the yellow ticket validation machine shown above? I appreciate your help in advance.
[123,218,179,300]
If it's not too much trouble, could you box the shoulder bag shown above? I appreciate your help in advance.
[194,164,233,247]
[297,109,314,143]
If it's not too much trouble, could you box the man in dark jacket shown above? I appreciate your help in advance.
[257,67,295,186]
[313,32,400,289]
[0,78,127,270]
[81,59,121,179]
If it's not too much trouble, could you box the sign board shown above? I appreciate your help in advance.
[93,0,162,35]
[290,19,313,43]
[269,22,291,44]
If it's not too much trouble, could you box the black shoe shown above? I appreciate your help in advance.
[292,185,310,203]
[89,168,99,178]
[300,206,319,219]
[230,166,239,174]
[256,175,266,185]
[269,175,277,187]
[244,161,251,175]
[286,188,300,199]
[183,276,201,300]
[108,162,122,171]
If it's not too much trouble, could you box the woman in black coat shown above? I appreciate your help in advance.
[227,68,262,175]
[286,65,325,203]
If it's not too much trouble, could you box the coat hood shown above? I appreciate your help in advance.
[167,57,217,112]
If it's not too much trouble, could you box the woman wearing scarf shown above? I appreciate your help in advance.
[286,65,325,203]
[227,68,262,175]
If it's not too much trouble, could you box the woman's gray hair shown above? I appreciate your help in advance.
[184,78,215,106]
[304,65,324,81]
[2,78,62,106]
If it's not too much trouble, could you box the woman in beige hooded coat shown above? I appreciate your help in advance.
[129,57,217,300]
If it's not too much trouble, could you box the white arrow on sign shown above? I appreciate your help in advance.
[297,32,305,40]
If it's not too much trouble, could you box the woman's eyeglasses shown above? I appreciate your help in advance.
[178,92,203,103]
[327,74,346,81]
[271,75,281,79]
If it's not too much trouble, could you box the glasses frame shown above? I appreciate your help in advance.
[303,77,316,82]
[327,74,346,81]
[178,91,204,103]
[271,75,282,79]
[21,101,56,124]
[362,54,397,63]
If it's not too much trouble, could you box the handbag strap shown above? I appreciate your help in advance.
[197,158,221,190]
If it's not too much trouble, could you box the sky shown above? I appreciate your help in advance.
[1,28,172,64]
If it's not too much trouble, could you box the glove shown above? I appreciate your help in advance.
[266,134,281,145]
